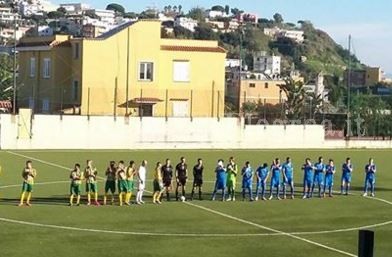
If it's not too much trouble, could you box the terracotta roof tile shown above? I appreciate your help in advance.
[0,100,12,109]
[161,45,226,53]
[17,40,71,48]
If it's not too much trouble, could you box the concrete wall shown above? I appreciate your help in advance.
[0,114,391,149]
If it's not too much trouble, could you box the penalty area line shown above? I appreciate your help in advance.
[185,201,356,257]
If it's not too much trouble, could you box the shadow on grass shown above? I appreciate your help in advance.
[0,194,156,206]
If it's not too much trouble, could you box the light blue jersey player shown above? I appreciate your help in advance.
[311,156,325,198]
[211,160,227,201]
[255,163,269,201]
[302,158,314,199]
[269,158,282,200]
[363,158,376,197]
[282,157,294,199]
[241,161,254,201]
[323,159,336,197]
[341,158,353,195]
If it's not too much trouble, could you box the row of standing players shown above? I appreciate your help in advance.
[16,156,377,207]
[211,156,376,202]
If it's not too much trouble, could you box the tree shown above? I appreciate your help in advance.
[194,23,218,40]
[188,7,205,22]
[258,18,270,24]
[286,22,296,28]
[173,26,193,39]
[278,79,308,120]
[219,32,241,47]
[178,5,183,14]
[211,5,225,13]
[242,101,257,114]
[231,8,243,16]
[0,54,14,101]
[325,75,345,106]
[47,11,65,19]
[224,5,230,15]
[123,12,137,19]
[173,5,178,13]
[84,10,99,20]
[273,13,284,24]
[139,11,157,19]
[31,13,48,26]
[242,28,269,52]
[349,93,390,137]
[106,3,125,14]
[57,7,67,15]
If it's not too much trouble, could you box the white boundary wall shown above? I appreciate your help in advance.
[0,114,391,149]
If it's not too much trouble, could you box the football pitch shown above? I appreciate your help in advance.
[0,149,391,257]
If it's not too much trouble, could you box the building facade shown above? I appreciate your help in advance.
[0,7,20,24]
[253,51,281,76]
[226,77,286,112]
[174,17,198,32]
[17,20,226,117]
[346,67,385,87]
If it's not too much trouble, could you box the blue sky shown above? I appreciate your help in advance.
[55,0,392,75]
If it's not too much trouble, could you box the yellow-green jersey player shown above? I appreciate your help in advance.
[0,164,2,198]
[19,160,37,207]
[226,157,238,201]
[125,161,136,204]
[104,161,117,205]
[69,163,82,206]
[117,161,129,206]
[84,160,100,206]
[152,162,164,204]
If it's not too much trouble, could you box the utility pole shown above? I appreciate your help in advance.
[346,35,352,138]
[239,26,244,118]
[12,13,18,114]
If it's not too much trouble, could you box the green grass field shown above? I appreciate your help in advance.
[0,149,391,257]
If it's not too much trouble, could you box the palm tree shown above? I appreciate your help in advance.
[0,54,13,100]
[178,5,183,14]
[278,79,308,120]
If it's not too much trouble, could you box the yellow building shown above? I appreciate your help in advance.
[226,78,287,112]
[365,67,383,87]
[17,20,226,117]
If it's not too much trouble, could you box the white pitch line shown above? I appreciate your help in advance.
[1,150,388,256]
[0,217,277,237]
[8,149,392,152]
[6,151,70,170]
[292,220,392,236]
[364,195,392,206]
[1,177,391,238]
[185,201,356,257]
[5,151,106,180]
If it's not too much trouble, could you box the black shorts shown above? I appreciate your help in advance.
[193,178,203,187]
[163,178,172,188]
[177,177,187,186]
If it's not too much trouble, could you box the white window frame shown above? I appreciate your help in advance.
[173,60,190,83]
[43,58,51,79]
[29,57,36,78]
[138,62,154,82]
